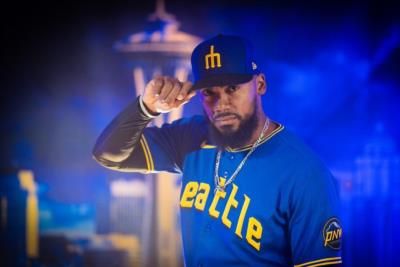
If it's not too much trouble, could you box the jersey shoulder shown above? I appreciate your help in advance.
[271,127,335,184]
[274,128,326,165]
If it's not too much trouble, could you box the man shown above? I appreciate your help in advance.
[93,34,342,267]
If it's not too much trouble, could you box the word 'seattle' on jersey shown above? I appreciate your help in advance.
[93,100,343,267]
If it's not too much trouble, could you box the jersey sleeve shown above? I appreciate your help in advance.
[120,116,207,174]
[289,162,343,267]
[92,96,207,174]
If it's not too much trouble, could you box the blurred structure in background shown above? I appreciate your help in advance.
[109,0,200,266]
[0,170,38,267]
[333,123,400,267]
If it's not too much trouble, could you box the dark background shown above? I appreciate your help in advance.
[1,0,399,266]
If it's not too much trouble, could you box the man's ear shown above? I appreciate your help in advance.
[256,74,267,95]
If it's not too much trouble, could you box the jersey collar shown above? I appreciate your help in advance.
[200,122,285,152]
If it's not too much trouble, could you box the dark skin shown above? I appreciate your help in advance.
[142,74,278,148]
[200,74,278,146]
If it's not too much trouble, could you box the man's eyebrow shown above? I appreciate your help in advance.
[224,84,239,89]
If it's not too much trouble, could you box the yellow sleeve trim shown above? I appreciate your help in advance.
[140,135,154,172]
[142,135,154,171]
[307,261,342,267]
[139,138,150,171]
[294,257,342,267]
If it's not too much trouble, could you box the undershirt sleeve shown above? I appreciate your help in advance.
[92,96,206,173]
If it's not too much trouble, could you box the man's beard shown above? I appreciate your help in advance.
[207,103,259,148]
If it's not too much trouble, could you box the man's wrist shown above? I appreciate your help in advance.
[139,95,160,118]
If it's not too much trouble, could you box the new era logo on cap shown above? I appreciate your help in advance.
[191,34,260,90]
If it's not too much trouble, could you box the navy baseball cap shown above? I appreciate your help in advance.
[191,34,260,90]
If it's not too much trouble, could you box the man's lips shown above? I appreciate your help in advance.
[213,112,239,121]
[213,113,240,124]
[214,115,238,121]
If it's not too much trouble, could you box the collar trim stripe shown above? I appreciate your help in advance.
[226,123,284,152]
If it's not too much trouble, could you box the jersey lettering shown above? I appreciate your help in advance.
[208,188,226,218]
[246,217,263,251]
[235,194,250,238]
[194,183,210,211]
[222,184,239,228]
[180,181,199,208]
[180,180,263,251]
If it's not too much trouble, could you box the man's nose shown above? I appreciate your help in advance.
[214,92,231,113]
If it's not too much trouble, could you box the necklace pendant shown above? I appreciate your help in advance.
[214,185,225,194]
[214,177,226,194]
[218,177,226,187]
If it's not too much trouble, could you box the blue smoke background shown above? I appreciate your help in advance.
[2,0,399,266]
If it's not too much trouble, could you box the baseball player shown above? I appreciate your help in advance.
[93,34,342,267]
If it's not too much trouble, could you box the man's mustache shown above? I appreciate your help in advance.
[213,112,241,121]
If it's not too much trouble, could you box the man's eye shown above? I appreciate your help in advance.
[227,85,238,93]
[201,89,213,97]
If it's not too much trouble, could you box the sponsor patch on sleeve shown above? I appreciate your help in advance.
[322,217,342,250]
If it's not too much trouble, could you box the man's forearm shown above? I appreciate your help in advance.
[92,96,154,165]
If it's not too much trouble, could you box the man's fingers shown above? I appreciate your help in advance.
[174,89,197,108]
[164,80,182,105]
[180,90,196,103]
[145,76,196,112]
[176,82,194,101]
[187,90,196,99]
[158,77,174,102]
[145,76,163,98]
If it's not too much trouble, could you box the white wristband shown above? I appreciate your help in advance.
[139,95,159,118]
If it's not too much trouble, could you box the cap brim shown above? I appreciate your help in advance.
[192,73,254,90]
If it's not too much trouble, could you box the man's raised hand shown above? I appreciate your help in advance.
[142,76,196,114]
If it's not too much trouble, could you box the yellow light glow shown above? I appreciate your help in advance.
[18,170,38,258]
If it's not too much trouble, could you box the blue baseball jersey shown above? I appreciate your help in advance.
[117,115,342,267]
